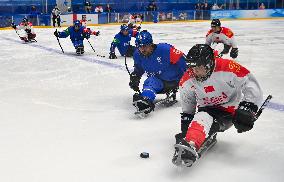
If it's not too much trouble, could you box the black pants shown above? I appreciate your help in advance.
[198,107,234,136]
[158,80,178,94]
[52,16,61,27]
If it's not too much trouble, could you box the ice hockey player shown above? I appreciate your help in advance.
[80,15,88,27]
[172,44,263,167]
[205,19,238,59]
[79,15,100,36]
[53,20,99,54]
[109,24,138,59]
[129,30,187,115]
[11,18,36,42]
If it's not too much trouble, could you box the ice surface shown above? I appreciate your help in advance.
[0,20,284,182]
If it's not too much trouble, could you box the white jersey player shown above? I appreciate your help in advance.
[205,19,238,58]
[12,18,36,42]
[172,44,263,167]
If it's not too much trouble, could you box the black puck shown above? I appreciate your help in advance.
[140,152,149,158]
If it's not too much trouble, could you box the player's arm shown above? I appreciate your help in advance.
[178,74,197,137]
[205,31,213,45]
[231,62,263,133]
[169,46,187,74]
[109,36,120,59]
[54,28,70,38]
[129,52,145,91]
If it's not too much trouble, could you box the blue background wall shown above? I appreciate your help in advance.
[0,0,282,14]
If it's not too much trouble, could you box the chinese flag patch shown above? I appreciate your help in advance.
[204,86,215,93]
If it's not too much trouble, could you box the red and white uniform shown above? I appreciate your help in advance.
[80,19,87,27]
[16,22,36,40]
[179,58,263,148]
[205,27,237,48]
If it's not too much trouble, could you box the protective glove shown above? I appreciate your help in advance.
[54,30,59,37]
[11,23,16,29]
[233,101,258,133]
[83,32,90,39]
[175,113,194,144]
[230,48,238,59]
[129,72,141,92]
[220,44,231,55]
[109,52,117,59]
[25,29,31,34]
[95,31,100,36]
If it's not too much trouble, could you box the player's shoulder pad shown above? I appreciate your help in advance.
[220,27,234,38]
[214,58,250,77]
[170,46,184,64]
[206,29,214,37]
[179,69,194,87]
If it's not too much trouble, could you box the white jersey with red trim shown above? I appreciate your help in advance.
[16,22,35,34]
[205,27,237,48]
[179,58,263,115]
[80,20,87,27]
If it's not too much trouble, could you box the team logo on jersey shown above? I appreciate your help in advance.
[204,86,215,93]
[202,92,228,105]
[157,56,162,63]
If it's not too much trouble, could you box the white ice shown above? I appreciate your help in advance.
[0,20,284,182]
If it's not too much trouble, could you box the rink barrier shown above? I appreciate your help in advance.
[1,9,284,28]
[1,17,284,30]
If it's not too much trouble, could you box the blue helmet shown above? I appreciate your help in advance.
[135,30,153,47]
[74,20,81,27]
[120,24,129,31]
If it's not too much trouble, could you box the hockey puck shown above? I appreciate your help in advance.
[140,152,149,158]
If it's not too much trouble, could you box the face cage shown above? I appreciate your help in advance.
[194,61,215,82]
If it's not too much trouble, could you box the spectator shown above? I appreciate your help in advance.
[220,4,226,10]
[29,5,40,25]
[259,3,266,9]
[203,2,210,19]
[195,3,202,20]
[95,5,103,13]
[147,1,157,11]
[212,3,220,10]
[84,1,92,13]
[104,4,112,13]
[67,7,73,13]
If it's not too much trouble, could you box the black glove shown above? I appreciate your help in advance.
[129,72,141,92]
[25,29,31,34]
[95,31,100,36]
[230,48,238,59]
[83,32,90,39]
[137,26,141,31]
[54,30,59,37]
[220,44,231,55]
[233,101,258,133]
[109,52,117,59]
[11,23,16,29]
[180,113,194,137]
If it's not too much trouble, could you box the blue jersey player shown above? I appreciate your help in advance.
[54,20,99,54]
[129,30,187,114]
[109,24,138,59]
